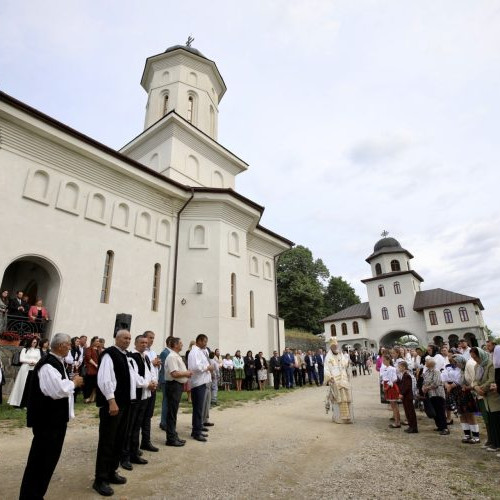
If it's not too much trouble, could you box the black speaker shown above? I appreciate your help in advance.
[113,313,132,338]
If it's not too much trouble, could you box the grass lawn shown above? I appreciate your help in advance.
[0,385,291,429]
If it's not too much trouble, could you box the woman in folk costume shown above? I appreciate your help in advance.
[382,354,401,428]
[324,338,354,423]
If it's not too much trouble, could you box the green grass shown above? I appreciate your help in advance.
[1,386,286,428]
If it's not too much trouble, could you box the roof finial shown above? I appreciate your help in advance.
[381,230,389,238]
[186,35,195,47]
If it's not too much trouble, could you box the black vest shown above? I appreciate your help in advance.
[130,352,151,401]
[96,346,131,408]
[26,354,69,428]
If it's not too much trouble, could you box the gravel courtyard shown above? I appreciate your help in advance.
[1,373,499,499]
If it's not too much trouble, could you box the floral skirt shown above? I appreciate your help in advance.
[453,386,479,415]
[383,381,400,402]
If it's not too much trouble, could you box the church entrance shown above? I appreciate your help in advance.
[379,330,422,347]
[1,256,60,338]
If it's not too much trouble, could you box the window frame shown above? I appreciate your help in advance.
[444,308,453,324]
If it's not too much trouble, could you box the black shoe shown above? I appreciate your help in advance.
[202,427,209,432]
[203,422,215,426]
[159,423,167,431]
[108,472,127,485]
[404,428,419,434]
[140,442,159,452]
[93,480,114,496]
[120,461,133,471]
[166,439,185,447]
[176,438,186,444]
[439,429,450,435]
[130,456,148,465]
[137,449,143,456]
[192,435,207,442]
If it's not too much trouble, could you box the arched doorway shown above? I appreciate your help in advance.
[379,330,423,348]
[464,332,478,347]
[1,255,61,338]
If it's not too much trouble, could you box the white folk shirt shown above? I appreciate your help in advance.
[188,345,211,388]
[145,348,159,382]
[39,353,76,419]
[97,347,137,401]
[129,349,154,400]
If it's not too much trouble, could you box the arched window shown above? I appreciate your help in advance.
[378,284,385,297]
[382,307,389,320]
[100,251,114,303]
[229,231,239,255]
[251,256,259,275]
[375,263,382,276]
[391,260,401,272]
[429,311,438,325]
[393,281,401,294]
[249,291,255,328]
[398,305,405,318]
[330,324,336,337]
[444,309,453,324]
[187,96,194,123]
[231,273,237,317]
[353,321,359,334]
[151,264,161,311]
[264,261,272,280]
[341,323,348,335]
[459,307,469,322]
[163,94,169,115]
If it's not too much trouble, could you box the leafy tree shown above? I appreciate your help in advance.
[277,246,329,333]
[323,276,361,316]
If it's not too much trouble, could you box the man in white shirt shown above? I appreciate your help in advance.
[19,333,83,500]
[165,337,192,446]
[93,330,135,497]
[140,330,160,452]
[187,334,213,441]
[121,335,157,470]
[458,339,471,360]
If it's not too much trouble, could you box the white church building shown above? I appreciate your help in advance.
[320,236,486,350]
[0,43,292,354]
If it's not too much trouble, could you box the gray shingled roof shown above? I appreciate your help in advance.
[413,288,484,311]
[320,302,371,323]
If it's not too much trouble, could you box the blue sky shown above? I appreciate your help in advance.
[1,0,499,334]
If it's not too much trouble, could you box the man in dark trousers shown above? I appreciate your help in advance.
[269,350,282,390]
[93,330,134,496]
[19,333,83,500]
[121,335,157,470]
[305,350,319,385]
[315,348,325,385]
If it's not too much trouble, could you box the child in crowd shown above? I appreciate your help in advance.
[398,360,418,433]
[382,354,401,428]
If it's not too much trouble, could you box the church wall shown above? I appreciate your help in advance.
[0,147,176,345]
[423,303,483,333]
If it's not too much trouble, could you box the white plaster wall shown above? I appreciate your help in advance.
[424,304,482,332]
[0,151,174,345]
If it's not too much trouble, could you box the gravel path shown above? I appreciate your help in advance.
[1,373,499,499]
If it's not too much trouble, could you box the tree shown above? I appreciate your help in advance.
[323,276,361,316]
[277,246,329,334]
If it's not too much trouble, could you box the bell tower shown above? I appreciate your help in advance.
[140,40,226,140]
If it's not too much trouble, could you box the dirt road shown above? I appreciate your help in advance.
[1,373,499,499]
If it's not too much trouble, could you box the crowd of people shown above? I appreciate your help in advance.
[0,289,50,335]
[377,338,500,457]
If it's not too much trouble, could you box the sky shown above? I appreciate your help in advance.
[1,0,499,334]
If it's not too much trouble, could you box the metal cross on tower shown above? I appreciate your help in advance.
[186,36,195,47]
[381,230,389,237]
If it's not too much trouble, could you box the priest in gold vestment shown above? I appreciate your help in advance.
[324,338,354,423]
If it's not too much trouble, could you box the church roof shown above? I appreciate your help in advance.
[320,302,371,323]
[365,237,413,263]
[0,91,293,248]
[413,288,484,311]
[361,269,424,284]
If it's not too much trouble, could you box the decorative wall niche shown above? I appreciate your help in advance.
[228,231,240,257]
[85,191,107,224]
[135,211,153,240]
[56,180,80,215]
[111,202,131,233]
[189,224,208,249]
[156,218,171,246]
[264,261,273,281]
[23,169,51,205]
